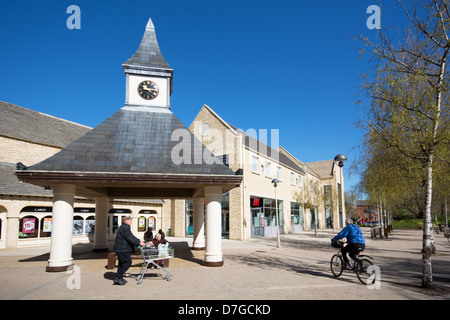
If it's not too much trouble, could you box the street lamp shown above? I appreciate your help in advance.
[333,154,347,229]
[334,154,347,168]
[271,178,281,248]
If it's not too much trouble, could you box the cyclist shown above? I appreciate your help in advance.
[331,218,365,268]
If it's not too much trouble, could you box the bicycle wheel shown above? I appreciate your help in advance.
[355,258,374,285]
[330,254,344,277]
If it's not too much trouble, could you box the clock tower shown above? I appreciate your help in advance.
[122,18,173,109]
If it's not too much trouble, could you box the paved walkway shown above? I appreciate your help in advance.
[0,229,449,300]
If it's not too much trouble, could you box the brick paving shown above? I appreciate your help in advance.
[0,229,449,301]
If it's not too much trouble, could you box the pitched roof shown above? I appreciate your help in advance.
[0,163,52,197]
[305,160,334,179]
[28,107,236,176]
[122,19,172,73]
[0,101,91,148]
[198,105,305,175]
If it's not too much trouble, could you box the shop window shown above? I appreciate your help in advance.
[148,216,156,230]
[290,202,303,225]
[73,216,84,235]
[40,215,52,238]
[138,216,147,232]
[19,216,39,239]
[109,215,119,234]
[85,216,95,234]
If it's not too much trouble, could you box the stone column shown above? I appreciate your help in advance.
[93,197,109,252]
[204,186,223,266]
[192,197,205,250]
[5,216,19,249]
[47,184,75,272]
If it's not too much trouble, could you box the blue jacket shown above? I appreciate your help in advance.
[332,223,365,244]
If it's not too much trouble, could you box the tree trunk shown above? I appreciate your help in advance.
[422,154,435,289]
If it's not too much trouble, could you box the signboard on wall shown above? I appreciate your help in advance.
[148,216,155,229]
[22,218,36,233]
[43,218,52,232]
[138,217,146,229]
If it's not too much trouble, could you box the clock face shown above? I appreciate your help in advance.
[137,80,159,100]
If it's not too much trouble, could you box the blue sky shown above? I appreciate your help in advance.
[0,1,410,191]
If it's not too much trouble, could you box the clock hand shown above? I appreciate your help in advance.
[143,85,157,92]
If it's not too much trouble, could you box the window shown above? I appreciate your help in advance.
[39,216,52,238]
[138,216,147,232]
[276,166,281,179]
[265,161,271,176]
[219,154,229,167]
[252,156,259,173]
[85,216,95,234]
[298,175,303,187]
[19,216,38,239]
[73,216,84,235]
[290,202,303,226]
[291,172,295,185]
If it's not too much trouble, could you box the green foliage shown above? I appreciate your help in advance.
[392,219,423,229]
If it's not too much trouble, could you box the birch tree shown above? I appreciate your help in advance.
[357,0,450,288]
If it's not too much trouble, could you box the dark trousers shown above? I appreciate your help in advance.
[116,251,132,280]
[341,243,365,264]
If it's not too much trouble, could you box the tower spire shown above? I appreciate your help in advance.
[122,18,173,108]
[122,18,172,72]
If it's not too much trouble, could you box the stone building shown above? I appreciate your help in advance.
[186,104,346,241]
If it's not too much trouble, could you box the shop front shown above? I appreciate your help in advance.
[250,196,283,237]
[18,206,96,247]
[107,208,159,240]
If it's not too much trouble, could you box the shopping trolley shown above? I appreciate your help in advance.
[136,244,174,284]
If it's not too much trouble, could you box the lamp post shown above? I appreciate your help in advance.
[334,154,347,229]
[271,178,281,248]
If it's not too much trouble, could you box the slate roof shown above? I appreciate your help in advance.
[28,107,236,176]
[122,19,172,72]
[0,101,91,148]
[0,163,52,197]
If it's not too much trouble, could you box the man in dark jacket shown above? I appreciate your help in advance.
[332,218,365,267]
[113,216,144,285]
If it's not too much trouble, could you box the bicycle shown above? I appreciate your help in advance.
[330,240,375,285]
